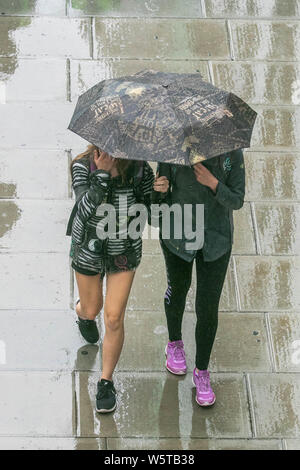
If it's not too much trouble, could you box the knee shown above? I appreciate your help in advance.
[78,301,102,320]
[104,309,123,332]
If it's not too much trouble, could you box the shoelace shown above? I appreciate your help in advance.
[173,344,185,361]
[97,382,114,400]
[196,372,210,392]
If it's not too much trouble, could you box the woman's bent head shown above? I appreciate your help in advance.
[70,143,132,183]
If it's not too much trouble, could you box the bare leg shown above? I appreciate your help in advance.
[74,271,103,320]
[101,270,135,381]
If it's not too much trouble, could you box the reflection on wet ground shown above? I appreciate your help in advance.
[0,0,299,451]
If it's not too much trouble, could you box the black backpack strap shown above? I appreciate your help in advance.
[66,201,78,236]
[132,160,145,202]
[66,155,91,236]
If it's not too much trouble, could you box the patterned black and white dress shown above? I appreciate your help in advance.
[69,156,154,278]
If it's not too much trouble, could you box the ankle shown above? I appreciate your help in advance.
[77,309,98,321]
[75,302,81,316]
[76,302,88,319]
[77,313,92,321]
[79,317,89,322]
[100,375,113,382]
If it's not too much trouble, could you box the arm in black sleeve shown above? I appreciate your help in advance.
[208,149,245,210]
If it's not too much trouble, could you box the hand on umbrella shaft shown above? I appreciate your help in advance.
[154,173,169,193]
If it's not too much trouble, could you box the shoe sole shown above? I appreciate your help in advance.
[165,346,187,376]
[96,403,117,414]
[79,336,99,345]
[165,362,187,375]
[192,376,216,407]
[77,326,99,344]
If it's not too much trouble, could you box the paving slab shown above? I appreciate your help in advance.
[107,437,282,450]
[0,308,272,374]
[0,103,83,149]
[0,253,71,309]
[268,312,300,372]
[125,253,169,311]
[0,371,74,436]
[69,0,203,17]
[229,20,300,61]
[0,437,105,450]
[249,373,300,438]
[0,199,21,243]
[142,234,161,255]
[0,17,91,58]
[126,253,237,312]
[76,372,251,438]
[232,203,256,254]
[235,256,300,311]
[254,203,300,255]
[211,61,300,106]
[115,311,271,373]
[244,152,300,202]
[209,312,271,372]
[94,18,230,60]
[0,58,67,102]
[0,199,73,252]
[0,437,106,450]
[249,106,300,151]
[0,309,97,371]
[70,59,209,101]
[204,0,300,18]
[285,439,300,450]
[0,0,66,16]
[0,149,70,200]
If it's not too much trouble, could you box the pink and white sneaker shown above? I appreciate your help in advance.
[165,340,187,375]
[193,368,216,407]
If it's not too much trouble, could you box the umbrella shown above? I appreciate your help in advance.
[67,69,257,166]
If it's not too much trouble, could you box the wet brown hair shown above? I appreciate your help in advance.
[70,144,132,183]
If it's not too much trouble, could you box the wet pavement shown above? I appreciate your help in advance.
[0,0,299,451]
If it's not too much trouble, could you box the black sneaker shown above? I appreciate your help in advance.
[76,299,99,344]
[96,379,117,413]
[76,316,100,344]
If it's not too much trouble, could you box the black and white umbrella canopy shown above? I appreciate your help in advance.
[67,69,257,166]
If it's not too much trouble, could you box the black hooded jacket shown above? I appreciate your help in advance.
[155,148,245,262]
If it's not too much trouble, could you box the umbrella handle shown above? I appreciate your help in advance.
[156,162,172,180]
[151,162,172,204]
[89,153,97,173]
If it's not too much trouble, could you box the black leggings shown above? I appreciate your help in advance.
[161,240,232,370]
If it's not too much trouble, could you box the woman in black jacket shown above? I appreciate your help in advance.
[157,148,245,407]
